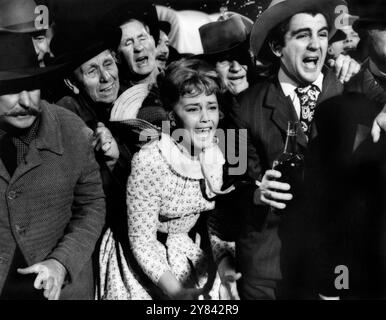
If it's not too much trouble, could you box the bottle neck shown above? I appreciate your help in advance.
[283,133,298,154]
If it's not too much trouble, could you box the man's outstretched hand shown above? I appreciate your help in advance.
[18,259,67,300]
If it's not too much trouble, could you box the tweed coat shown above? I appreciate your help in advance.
[229,68,344,299]
[0,101,106,299]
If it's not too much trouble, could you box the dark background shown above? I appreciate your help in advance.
[40,0,368,27]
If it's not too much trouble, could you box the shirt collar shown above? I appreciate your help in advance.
[278,68,324,98]
[369,59,386,80]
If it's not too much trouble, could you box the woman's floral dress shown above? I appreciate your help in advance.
[98,134,227,299]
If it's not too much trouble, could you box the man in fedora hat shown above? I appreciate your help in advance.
[0,30,105,300]
[228,0,386,300]
[198,13,255,97]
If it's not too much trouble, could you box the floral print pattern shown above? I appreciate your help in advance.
[98,135,223,299]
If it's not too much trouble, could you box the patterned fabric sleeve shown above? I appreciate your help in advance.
[126,144,170,284]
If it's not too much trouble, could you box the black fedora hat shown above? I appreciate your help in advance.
[49,16,122,72]
[0,0,49,33]
[250,0,347,58]
[197,14,253,65]
[353,1,386,31]
[0,30,67,94]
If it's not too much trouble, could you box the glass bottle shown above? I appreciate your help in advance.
[272,121,304,211]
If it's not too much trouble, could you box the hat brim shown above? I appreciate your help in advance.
[0,61,69,94]
[195,40,251,65]
[0,20,47,34]
[250,0,347,57]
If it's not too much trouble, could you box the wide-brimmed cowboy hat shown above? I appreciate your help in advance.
[250,0,347,58]
[0,0,49,33]
[0,30,67,94]
[353,1,386,31]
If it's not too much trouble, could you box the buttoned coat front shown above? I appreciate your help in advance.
[0,102,106,299]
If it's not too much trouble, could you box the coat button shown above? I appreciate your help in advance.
[15,225,26,236]
[8,191,17,200]
[0,257,6,264]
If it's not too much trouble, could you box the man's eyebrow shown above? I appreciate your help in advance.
[291,28,311,36]
[82,63,98,72]
[318,26,329,33]
[291,26,329,36]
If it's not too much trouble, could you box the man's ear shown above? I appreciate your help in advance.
[269,40,283,58]
[64,78,80,95]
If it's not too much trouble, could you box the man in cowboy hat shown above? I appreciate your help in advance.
[229,0,386,300]
[0,0,55,68]
[52,16,134,245]
[0,30,105,300]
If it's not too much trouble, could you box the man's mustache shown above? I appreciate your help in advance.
[2,107,41,117]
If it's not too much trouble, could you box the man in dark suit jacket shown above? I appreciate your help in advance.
[228,0,386,299]
[0,31,105,300]
[232,0,386,300]
[306,92,386,299]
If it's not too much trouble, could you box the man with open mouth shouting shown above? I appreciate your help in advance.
[230,0,386,300]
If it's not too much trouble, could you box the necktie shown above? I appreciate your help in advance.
[295,84,320,140]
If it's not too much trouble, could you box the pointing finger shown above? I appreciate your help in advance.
[17,264,41,275]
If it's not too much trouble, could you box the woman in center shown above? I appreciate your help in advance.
[99,59,232,300]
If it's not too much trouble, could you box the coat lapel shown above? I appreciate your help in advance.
[0,159,10,183]
[265,80,308,148]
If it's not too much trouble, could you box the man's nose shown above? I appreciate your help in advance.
[134,40,144,52]
[18,91,31,108]
[229,60,242,72]
[308,35,321,50]
[100,69,112,82]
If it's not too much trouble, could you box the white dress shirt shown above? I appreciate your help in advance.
[278,68,324,118]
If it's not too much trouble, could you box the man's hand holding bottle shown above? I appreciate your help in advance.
[254,170,293,210]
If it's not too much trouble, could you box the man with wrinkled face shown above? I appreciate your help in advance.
[118,19,158,86]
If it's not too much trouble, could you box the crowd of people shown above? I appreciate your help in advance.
[1,0,386,300]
